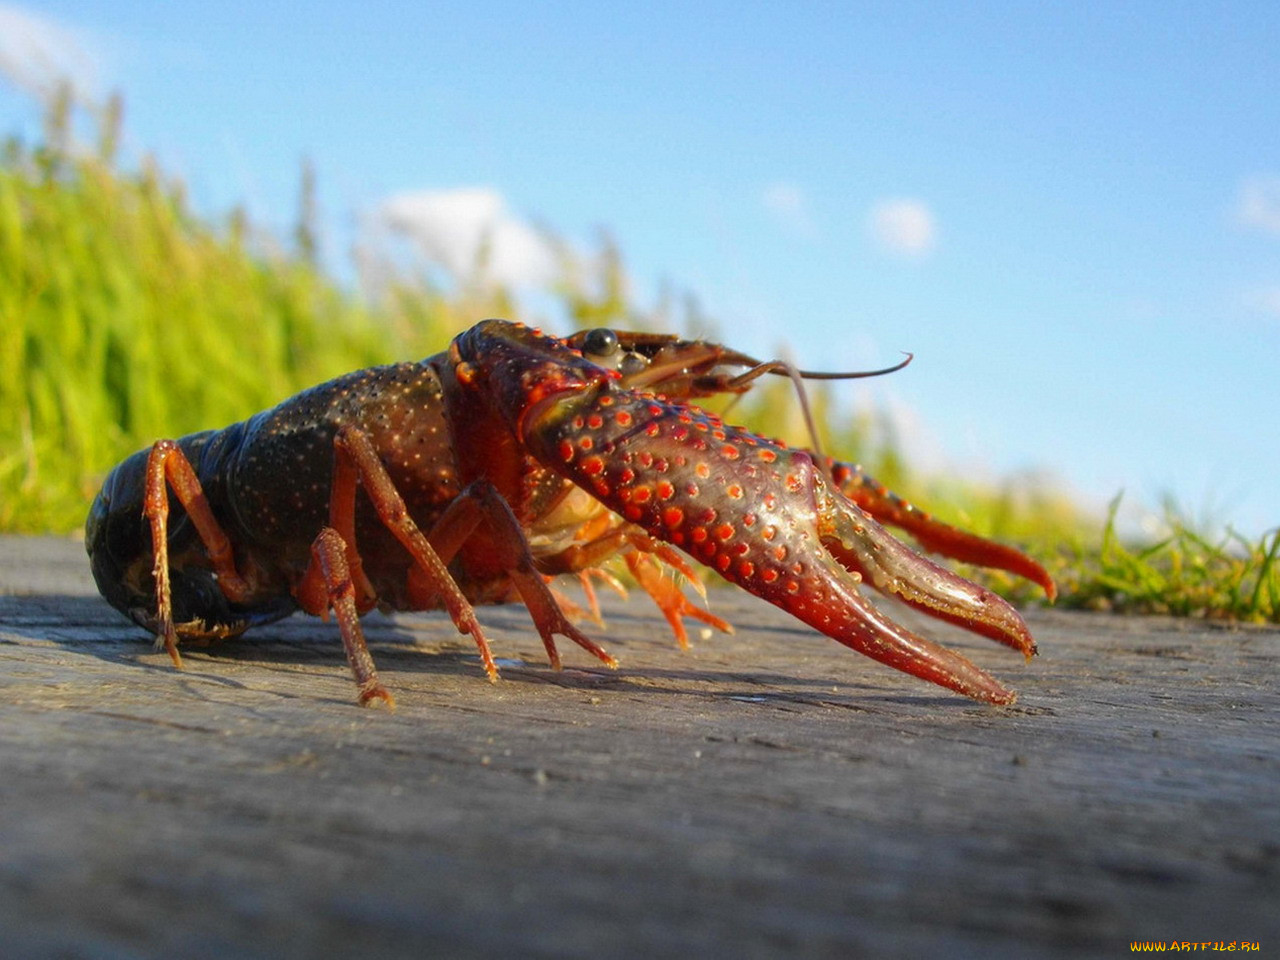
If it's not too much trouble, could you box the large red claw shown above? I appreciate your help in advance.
[720,454,1032,705]
[514,368,1039,704]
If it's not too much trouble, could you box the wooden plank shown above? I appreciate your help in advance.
[1,534,1276,958]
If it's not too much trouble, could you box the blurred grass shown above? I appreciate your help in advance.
[2,88,1276,623]
[2,88,462,531]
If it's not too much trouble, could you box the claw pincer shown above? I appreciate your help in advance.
[455,321,1039,704]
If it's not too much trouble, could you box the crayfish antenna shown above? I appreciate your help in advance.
[725,354,914,487]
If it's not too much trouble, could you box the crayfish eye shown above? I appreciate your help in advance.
[581,328,620,361]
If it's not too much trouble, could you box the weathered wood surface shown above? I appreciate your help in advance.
[1,534,1276,958]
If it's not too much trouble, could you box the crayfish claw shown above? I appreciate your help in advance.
[833,579,1020,705]
[831,460,1057,601]
[819,486,1038,660]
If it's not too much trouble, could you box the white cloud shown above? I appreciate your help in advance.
[762,181,816,237]
[1237,176,1280,235]
[0,3,100,99]
[377,187,556,289]
[868,198,937,258]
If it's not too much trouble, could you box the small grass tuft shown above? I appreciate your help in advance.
[1054,495,1279,623]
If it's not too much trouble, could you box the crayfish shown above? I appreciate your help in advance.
[87,320,1054,707]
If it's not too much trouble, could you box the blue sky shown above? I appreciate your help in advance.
[3,1,1278,536]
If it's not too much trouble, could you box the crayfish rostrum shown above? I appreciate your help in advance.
[87,320,1054,707]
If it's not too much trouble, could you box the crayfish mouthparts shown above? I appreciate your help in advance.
[89,317,1053,708]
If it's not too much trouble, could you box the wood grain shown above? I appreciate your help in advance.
[1,535,1276,958]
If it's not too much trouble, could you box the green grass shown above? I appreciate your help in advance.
[1054,495,1279,623]
[3,89,1277,623]
[1,90,465,531]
